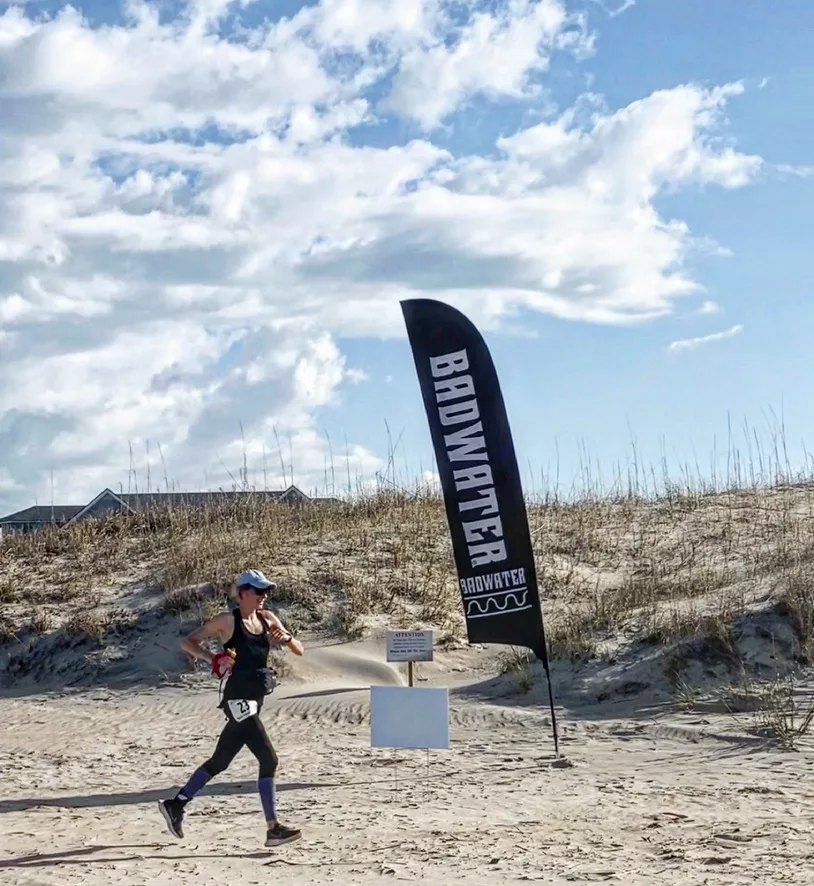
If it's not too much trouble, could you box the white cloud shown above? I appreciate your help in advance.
[668,324,744,353]
[588,0,635,17]
[383,0,594,130]
[776,163,814,179]
[420,469,442,492]
[0,0,768,512]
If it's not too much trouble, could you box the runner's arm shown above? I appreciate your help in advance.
[261,610,304,656]
[181,613,232,665]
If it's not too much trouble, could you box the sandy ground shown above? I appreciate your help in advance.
[2,640,814,885]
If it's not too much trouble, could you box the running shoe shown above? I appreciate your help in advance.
[158,798,185,838]
[265,822,301,846]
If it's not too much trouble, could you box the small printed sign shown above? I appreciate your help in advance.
[386,630,434,663]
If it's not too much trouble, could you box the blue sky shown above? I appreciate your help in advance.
[320,1,814,497]
[0,0,812,513]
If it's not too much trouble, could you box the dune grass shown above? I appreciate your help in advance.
[1,472,812,660]
[2,426,814,745]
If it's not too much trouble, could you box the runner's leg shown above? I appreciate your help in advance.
[159,713,248,837]
[241,713,300,846]
[242,714,279,818]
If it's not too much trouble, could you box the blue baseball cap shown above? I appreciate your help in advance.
[235,569,276,591]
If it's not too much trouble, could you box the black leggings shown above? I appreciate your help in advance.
[202,700,278,780]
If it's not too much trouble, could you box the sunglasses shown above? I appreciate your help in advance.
[240,584,275,594]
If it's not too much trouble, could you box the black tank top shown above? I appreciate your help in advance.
[222,608,273,700]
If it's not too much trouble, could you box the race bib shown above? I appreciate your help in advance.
[227,698,258,722]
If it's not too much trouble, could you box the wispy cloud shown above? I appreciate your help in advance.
[669,324,743,353]
[776,163,814,179]
[589,0,636,17]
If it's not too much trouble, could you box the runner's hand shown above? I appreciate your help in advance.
[270,625,292,644]
[211,651,235,679]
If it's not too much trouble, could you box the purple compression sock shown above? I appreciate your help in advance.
[174,767,212,804]
[258,777,277,821]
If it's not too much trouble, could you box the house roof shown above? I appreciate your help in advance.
[0,485,336,524]
[0,505,85,524]
[62,487,135,527]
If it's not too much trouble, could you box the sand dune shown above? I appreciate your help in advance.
[2,633,814,886]
[4,487,814,883]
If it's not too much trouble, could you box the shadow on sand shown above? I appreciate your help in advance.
[0,779,336,814]
[0,843,284,869]
[282,686,363,700]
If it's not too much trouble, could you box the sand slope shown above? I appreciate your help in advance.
[2,637,814,885]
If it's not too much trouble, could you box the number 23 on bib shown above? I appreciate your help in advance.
[227,699,258,722]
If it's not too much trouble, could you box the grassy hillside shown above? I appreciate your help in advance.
[2,476,814,706]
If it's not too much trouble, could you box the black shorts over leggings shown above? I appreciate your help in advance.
[202,698,278,780]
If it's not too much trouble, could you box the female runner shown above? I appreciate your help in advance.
[159,568,304,846]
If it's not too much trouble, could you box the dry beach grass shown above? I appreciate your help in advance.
[3,459,814,703]
[3,441,814,883]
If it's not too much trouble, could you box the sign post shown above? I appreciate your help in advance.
[386,630,433,686]
[375,630,445,800]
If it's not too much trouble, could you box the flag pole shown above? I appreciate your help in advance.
[400,297,563,760]
[535,641,560,757]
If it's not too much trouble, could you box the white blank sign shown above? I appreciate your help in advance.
[370,686,450,750]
